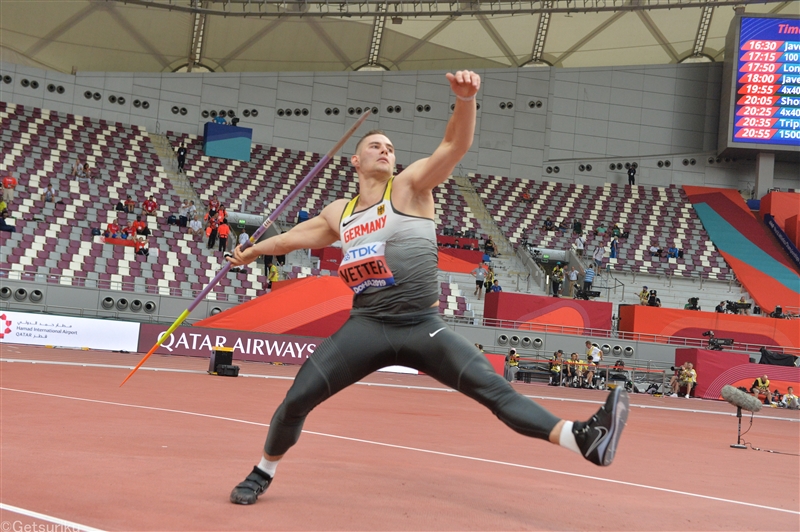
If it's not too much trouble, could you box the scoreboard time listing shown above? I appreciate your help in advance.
[734,17,800,147]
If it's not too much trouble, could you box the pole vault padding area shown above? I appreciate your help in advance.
[618,305,800,349]
[683,185,800,313]
[675,348,800,400]
[483,292,612,333]
[196,276,353,337]
[760,191,800,248]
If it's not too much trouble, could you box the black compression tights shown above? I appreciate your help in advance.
[264,308,561,456]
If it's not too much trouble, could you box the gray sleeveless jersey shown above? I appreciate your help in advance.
[338,178,439,314]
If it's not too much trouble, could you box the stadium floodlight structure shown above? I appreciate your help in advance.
[108,0,792,19]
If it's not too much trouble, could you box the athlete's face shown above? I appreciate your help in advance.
[352,134,395,176]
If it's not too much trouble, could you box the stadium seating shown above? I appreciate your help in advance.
[471,173,732,280]
[166,132,484,236]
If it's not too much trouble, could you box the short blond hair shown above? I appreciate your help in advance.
[354,129,387,154]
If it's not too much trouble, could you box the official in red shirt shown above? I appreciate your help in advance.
[131,215,147,235]
[105,221,120,238]
[2,175,18,204]
[142,196,158,215]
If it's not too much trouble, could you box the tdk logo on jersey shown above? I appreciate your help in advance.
[343,244,379,262]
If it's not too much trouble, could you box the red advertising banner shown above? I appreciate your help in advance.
[138,323,323,365]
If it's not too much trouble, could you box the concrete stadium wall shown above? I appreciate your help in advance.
[1,61,796,191]
[0,278,239,324]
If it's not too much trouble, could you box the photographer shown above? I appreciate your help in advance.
[715,301,725,313]
[684,297,700,311]
[750,375,773,405]
[669,362,696,398]
[647,290,661,307]
[584,341,603,389]
[504,348,520,383]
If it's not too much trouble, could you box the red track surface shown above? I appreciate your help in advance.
[2,344,799,531]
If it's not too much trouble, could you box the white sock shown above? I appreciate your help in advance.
[559,421,581,455]
[257,456,279,477]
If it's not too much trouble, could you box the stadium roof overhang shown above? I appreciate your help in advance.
[0,0,795,74]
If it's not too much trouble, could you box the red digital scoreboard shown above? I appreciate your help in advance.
[732,17,800,148]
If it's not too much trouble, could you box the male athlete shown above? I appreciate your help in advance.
[226,71,629,505]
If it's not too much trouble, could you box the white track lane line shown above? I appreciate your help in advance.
[0,502,105,532]
[2,387,798,516]
[2,359,799,422]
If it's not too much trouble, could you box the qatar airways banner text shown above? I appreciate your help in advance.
[138,324,321,364]
[0,311,140,351]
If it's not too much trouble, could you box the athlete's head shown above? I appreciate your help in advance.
[352,130,395,177]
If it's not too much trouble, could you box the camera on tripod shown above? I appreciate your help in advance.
[702,330,734,350]
[725,300,751,314]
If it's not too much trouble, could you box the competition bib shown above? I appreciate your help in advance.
[338,241,396,294]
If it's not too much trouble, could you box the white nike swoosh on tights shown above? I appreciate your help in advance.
[429,327,446,338]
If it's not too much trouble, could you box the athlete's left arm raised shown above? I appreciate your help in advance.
[401,70,480,192]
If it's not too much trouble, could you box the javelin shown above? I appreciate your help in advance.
[120,110,372,386]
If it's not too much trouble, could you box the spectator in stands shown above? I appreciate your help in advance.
[549,350,564,386]
[69,158,82,179]
[638,286,649,306]
[595,223,607,236]
[218,219,231,253]
[551,263,564,297]
[558,220,569,234]
[484,265,496,297]
[75,162,92,182]
[521,191,532,204]
[568,266,579,298]
[649,244,662,258]
[131,215,148,236]
[471,262,488,300]
[104,218,121,238]
[483,237,497,258]
[609,237,618,259]
[134,235,149,257]
[574,233,585,257]
[669,362,696,398]
[572,220,582,235]
[188,200,198,220]
[583,265,595,292]
[715,301,726,313]
[592,244,605,271]
[0,209,16,233]
[627,165,636,186]
[751,375,773,405]
[504,348,520,382]
[188,215,203,237]
[781,387,798,409]
[584,341,603,389]
[667,245,679,259]
[0,199,6,213]
[177,143,187,173]
[239,228,250,249]
[611,224,622,238]
[115,198,126,212]
[124,195,136,214]
[178,200,190,227]
[490,279,503,293]
[41,184,56,204]
[142,196,158,216]
[543,217,555,232]
[453,238,461,249]
[2,174,18,204]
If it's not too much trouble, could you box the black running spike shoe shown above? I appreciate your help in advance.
[572,387,629,466]
[230,466,273,505]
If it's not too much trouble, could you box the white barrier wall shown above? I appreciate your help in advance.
[0,311,140,351]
